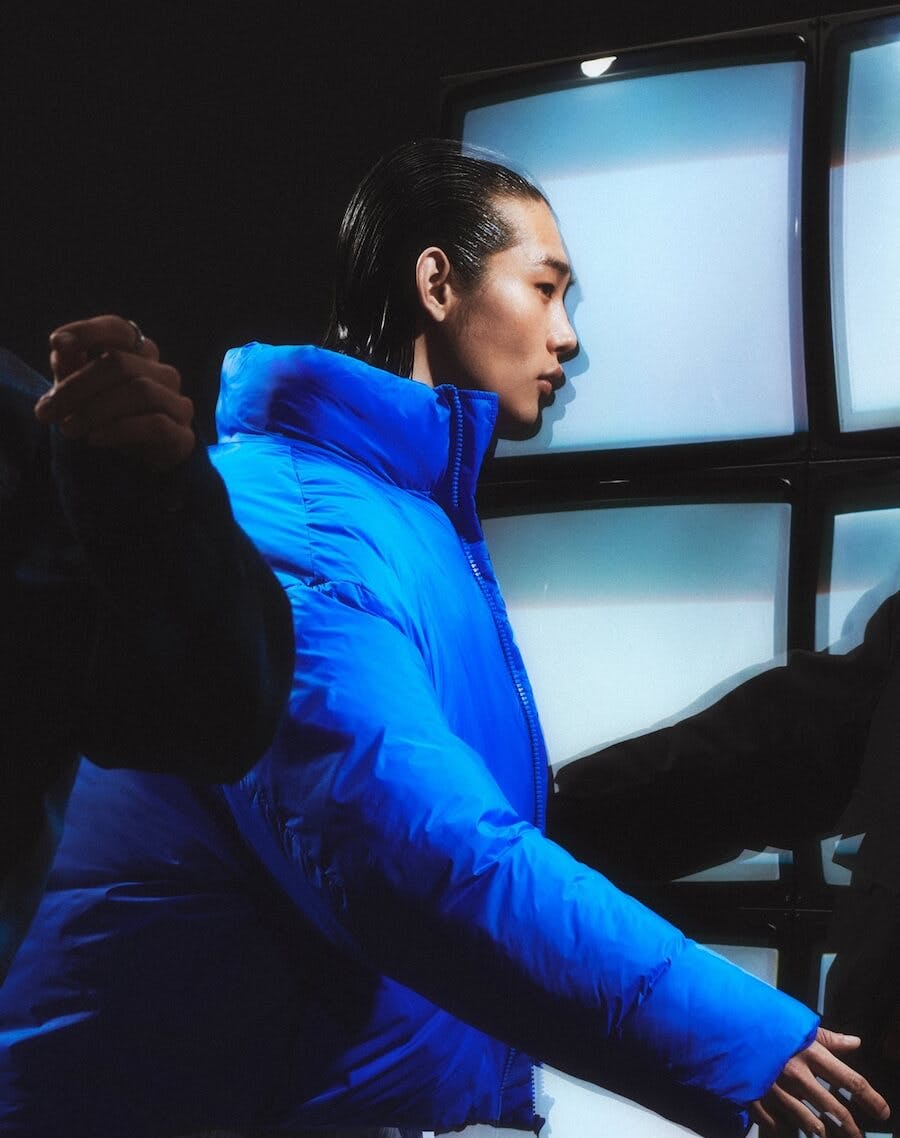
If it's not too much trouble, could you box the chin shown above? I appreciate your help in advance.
[497,412,543,442]
[496,388,559,441]
[496,407,546,441]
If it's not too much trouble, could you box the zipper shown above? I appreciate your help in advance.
[447,392,545,1132]
[463,542,547,832]
[448,387,546,832]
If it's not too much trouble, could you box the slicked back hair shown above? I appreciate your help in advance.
[322,138,547,378]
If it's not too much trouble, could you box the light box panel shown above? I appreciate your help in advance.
[830,16,900,433]
[455,51,808,457]
[815,504,900,651]
[484,500,792,767]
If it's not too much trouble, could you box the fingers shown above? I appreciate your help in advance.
[809,1034,891,1124]
[49,314,160,383]
[764,1037,890,1138]
[47,373,192,443]
[36,351,182,424]
[36,360,194,471]
[765,1074,854,1138]
[37,318,196,472]
[750,1096,795,1138]
[755,1078,828,1133]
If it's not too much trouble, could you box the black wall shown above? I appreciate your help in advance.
[0,0,881,433]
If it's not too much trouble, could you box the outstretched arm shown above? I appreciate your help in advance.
[550,600,900,1133]
[220,575,822,1137]
[550,595,900,885]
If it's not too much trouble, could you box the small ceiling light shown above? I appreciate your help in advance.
[580,56,616,79]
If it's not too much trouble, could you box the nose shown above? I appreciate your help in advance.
[550,305,578,364]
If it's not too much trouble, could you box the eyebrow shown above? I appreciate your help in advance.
[537,254,575,287]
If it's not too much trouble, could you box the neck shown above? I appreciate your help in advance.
[410,333,439,388]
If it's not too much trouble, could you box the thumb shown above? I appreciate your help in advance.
[48,329,87,384]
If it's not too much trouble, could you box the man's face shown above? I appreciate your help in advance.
[444,195,578,439]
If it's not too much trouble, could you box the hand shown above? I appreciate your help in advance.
[35,314,195,471]
[750,1027,890,1137]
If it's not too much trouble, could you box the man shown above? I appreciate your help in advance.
[0,143,887,1138]
[0,319,293,980]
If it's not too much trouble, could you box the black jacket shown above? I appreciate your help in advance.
[0,347,293,977]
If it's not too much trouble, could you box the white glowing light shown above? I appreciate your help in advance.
[580,56,616,79]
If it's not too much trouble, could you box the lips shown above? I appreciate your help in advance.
[542,369,565,390]
[538,370,565,403]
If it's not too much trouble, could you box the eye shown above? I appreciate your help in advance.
[537,283,556,298]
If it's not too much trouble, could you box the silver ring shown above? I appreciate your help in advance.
[126,319,147,354]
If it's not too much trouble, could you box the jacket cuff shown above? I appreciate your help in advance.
[623,940,819,1131]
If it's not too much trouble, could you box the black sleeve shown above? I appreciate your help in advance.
[51,433,294,781]
[549,590,900,885]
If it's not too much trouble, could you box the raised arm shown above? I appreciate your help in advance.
[34,315,293,779]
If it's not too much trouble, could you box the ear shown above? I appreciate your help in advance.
[414,246,460,325]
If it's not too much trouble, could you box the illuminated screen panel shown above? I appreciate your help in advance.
[815,505,900,651]
[677,846,788,884]
[457,54,807,456]
[815,493,900,885]
[821,826,867,885]
[830,16,900,433]
[484,501,791,767]
[819,951,837,1014]
[485,499,791,884]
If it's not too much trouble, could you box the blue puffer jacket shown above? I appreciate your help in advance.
[0,345,817,1137]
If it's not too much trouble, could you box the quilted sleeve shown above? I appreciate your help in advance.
[223,579,818,1136]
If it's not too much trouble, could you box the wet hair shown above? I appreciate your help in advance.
[322,138,547,378]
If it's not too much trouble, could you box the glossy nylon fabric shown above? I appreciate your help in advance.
[0,345,818,1137]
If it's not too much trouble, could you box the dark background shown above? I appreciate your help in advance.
[0,0,882,434]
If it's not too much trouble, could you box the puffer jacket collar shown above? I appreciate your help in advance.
[215,344,497,537]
